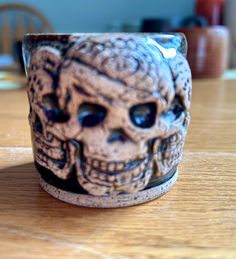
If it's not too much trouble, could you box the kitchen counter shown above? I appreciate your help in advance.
[0,79,235,258]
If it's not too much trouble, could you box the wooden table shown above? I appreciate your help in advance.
[0,79,235,259]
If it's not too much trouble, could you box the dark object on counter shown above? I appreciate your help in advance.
[141,18,172,32]
[196,0,225,26]
[181,16,208,28]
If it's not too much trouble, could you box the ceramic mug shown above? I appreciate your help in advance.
[23,33,192,208]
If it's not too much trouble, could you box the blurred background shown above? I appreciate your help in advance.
[0,0,194,33]
[0,0,235,89]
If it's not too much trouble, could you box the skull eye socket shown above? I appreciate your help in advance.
[129,102,156,129]
[78,103,107,127]
[42,94,69,123]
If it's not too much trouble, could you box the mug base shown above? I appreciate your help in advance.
[39,170,178,208]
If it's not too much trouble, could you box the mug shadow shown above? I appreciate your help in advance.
[0,162,115,211]
[0,162,172,244]
[0,163,125,244]
[0,162,142,227]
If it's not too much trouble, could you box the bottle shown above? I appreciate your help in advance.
[224,0,236,67]
[196,0,225,26]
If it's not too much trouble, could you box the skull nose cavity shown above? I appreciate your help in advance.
[108,129,130,143]
[34,114,43,134]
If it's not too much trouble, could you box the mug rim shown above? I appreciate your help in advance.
[23,32,185,41]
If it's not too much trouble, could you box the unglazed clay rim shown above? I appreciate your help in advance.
[39,170,178,208]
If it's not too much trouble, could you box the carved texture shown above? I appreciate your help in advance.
[27,35,192,196]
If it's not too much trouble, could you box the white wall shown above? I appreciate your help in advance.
[1,0,194,32]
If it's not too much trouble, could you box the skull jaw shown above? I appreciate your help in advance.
[73,123,186,196]
[153,127,186,178]
[32,131,75,180]
[76,157,153,196]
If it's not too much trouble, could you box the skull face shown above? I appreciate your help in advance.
[55,35,191,195]
[27,35,191,196]
[27,47,76,179]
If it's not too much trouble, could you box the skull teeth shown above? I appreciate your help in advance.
[34,134,62,148]
[85,157,146,173]
[163,150,181,161]
[92,160,100,168]
[35,133,68,174]
[107,175,116,182]
[98,173,106,181]
[100,161,107,171]
[86,159,125,172]
[36,148,66,168]
[116,162,125,171]
[82,157,150,185]
[34,136,65,161]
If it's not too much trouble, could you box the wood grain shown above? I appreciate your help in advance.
[0,79,236,258]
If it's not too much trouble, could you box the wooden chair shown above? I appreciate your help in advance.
[0,3,53,55]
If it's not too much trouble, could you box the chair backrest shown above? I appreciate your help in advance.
[0,3,53,55]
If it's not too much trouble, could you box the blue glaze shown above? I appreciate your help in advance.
[129,102,156,129]
[78,103,107,127]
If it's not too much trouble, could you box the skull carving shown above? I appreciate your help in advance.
[27,47,76,179]
[26,34,191,197]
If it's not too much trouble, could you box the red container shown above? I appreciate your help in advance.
[179,26,229,78]
[196,0,225,25]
